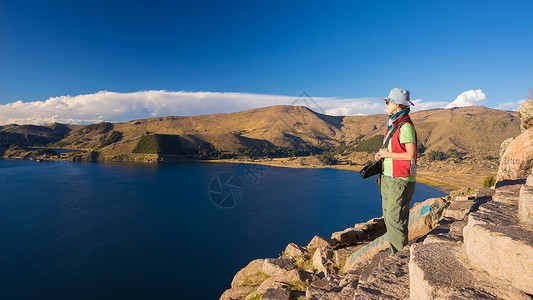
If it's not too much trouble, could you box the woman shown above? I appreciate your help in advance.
[374,88,417,256]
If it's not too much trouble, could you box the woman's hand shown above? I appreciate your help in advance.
[375,148,389,161]
[375,143,416,161]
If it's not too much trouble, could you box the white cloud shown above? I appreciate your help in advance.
[0,90,386,125]
[445,89,486,108]
[496,99,525,111]
[0,90,469,125]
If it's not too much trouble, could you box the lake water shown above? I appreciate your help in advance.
[0,159,446,299]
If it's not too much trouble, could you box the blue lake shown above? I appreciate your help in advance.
[0,159,446,299]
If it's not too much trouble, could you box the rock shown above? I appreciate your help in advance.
[500,137,515,157]
[497,128,533,181]
[454,195,475,201]
[464,200,533,295]
[231,259,265,287]
[492,178,525,204]
[283,243,308,257]
[262,258,295,277]
[527,174,533,186]
[368,217,386,230]
[245,277,288,300]
[333,245,359,269]
[343,197,448,272]
[518,99,533,132]
[220,285,257,300]
[355,248,410,299]
[331,228,362,244]
[305,277,342,300]
[444,199,474,220]
[409,242,499,299]
[519,185,533,224]
[312,247,335,277]
[307,236,336,249]
[260,288,290,300]
[275,268,319,284]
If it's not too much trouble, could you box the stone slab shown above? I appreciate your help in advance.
[519,185,533,224]
[355,248,410,299]
[464,200,533,295]
[409,242,498,299]
[444,200,474,220]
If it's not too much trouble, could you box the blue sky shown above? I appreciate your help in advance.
[1,0,532,124]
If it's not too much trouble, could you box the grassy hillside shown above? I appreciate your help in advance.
[0,105,521,162]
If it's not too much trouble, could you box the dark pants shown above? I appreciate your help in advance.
[380,174,416,256]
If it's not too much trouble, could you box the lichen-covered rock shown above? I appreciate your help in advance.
[283,243,308,258]
[331,228,362,243]
[312,247,335,276]
[220,285,257,300]
[518,100,533,132]
[307,236,336,249]
[262,258,295,277]
[231,259,265,287]
[500,137,515,157]
[260,288,290,300]
[497,128,533,181]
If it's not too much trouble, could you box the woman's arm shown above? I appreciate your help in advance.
[375,142,416,161]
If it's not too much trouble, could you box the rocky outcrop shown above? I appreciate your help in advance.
[518,100,533,132]
[497,128,533,181]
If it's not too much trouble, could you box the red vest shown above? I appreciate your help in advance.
[386,115,417,177]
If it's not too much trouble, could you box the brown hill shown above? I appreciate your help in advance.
[0,105,521,160]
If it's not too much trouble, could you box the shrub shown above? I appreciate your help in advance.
[99,131,122,148]
[352,135,384,153]
[133,134,185,154]
[427,150,448,161]
[483,176,496,188]
[319,152,337,165]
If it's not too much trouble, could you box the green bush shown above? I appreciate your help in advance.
[427,150,448,161]
[32,148,58,156]
[483,176,496,188]
[318,152,337,165]
[99,131,122,148]
[81,122,111,134]
[352,135,384,153]
[133,134,185,154]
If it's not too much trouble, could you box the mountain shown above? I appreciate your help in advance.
[0,105,521,160]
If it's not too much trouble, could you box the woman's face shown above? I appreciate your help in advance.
[385,101,399,114]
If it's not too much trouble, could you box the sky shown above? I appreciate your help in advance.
[1,0,532,125]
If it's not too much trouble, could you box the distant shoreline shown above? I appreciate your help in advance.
[205,157,494,191]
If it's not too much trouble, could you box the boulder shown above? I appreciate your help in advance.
[409,242,498,299]
[355,248,410,299]
[231,259,265,287]
[343,197,448,272]
[305,277,342,300]
[497,128,533,181]
[527,174,533,186]
[262,258,295,277]
[312,247,335,277]
[220,285,257,300]
[274,268,319,284]
[260,288,290,300]
[500,137,515,157]
[307,236,336,249]
[518,99,533,132]
[464,200,533,295]
[519,185,533,224]
[245,277,288,300]
[331,228,362,243]
[444,199,474,221]
[283,243,308,258]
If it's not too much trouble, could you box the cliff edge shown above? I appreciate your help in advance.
[220,102,533,300]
